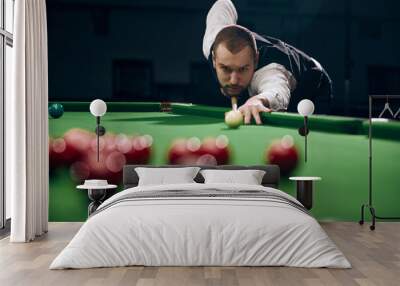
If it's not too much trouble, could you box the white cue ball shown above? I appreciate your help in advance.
[225,110,243,129]
[297,99,315,116]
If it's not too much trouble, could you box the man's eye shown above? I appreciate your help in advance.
[239,67,248,73]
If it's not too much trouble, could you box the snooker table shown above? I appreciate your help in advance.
[49,102,400,222]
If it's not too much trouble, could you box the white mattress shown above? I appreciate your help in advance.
[50,183,351,269]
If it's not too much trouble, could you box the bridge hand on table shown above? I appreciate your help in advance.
[238,97,272,125]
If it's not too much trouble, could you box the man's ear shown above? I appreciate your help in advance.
[212,50,216,68]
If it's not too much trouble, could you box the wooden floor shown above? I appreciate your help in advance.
[0,222,399,286]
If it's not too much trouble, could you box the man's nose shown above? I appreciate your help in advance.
[230,72,239,85]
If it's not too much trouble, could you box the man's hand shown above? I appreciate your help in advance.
[238,97,272,125]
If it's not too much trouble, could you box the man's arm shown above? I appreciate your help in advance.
[238,63,296,125]
[249,63,297,111]
[202,0,238,59]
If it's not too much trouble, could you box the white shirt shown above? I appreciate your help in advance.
[202,0,297,111]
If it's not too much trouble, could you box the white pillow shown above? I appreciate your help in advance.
[200,169,266,185]
[135,167,200,186]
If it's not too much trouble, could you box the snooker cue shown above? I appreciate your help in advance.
[231,96,238,111]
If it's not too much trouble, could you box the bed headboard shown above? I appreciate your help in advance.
[123,165,280,189]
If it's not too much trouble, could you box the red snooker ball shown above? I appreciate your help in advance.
[64,128,94,154]
[167,136,230,165]
[49,136,81,169]
[167,138,191,165]
[266,138,299,175]
[83,149,123,185]
[168,137,205,165]
[116,134,133,154]
[125,135,152,164]
[106,151,126,173]
[199,136,230,165]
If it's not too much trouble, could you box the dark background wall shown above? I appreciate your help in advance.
[47,0,400,117]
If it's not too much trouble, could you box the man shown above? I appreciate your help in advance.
[203,0,332,124]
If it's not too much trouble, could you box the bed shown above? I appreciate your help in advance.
[50,165,351,269]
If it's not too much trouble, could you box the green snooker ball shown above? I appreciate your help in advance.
[225,110,243,129]
[48,103,64,119]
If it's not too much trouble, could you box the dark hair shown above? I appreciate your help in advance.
[212,26,257,58]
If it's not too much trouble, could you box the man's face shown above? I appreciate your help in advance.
[213,43,257,97]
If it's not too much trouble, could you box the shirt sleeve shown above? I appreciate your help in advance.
[249,63,297,111]
[202,0,238,59]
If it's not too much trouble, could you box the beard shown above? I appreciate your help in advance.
[221,84,245,97]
